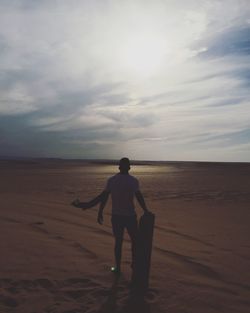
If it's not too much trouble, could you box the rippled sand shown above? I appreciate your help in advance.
[0,160,250,313]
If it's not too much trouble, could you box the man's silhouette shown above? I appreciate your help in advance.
[97,157,149,274]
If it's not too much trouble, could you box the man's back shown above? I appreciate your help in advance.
[106,173,139,216]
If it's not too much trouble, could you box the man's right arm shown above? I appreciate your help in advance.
[135,190,150,213]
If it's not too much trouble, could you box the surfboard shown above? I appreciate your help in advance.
[132,212,155,293]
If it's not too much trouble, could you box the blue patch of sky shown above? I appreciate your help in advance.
[191,128,250,146]
[200,26,250,57]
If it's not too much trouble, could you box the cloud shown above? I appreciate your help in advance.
[0,0,249,161]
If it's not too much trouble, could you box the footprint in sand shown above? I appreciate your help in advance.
[0,294,18,308]
[146,288,159,303]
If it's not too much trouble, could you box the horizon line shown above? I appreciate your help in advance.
[0,156,249,165]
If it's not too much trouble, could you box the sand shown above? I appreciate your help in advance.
[0,159,250,313]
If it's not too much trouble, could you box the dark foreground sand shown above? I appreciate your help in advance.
[0,160,250,313]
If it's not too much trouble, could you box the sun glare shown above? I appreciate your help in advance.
[118,32,167,78]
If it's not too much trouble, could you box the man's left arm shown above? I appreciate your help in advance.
[97,190,110,225]
[72,191,107,210]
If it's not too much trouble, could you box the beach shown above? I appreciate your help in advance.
[0,159,250,313]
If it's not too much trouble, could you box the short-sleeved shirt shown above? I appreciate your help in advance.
[105,173,139,216]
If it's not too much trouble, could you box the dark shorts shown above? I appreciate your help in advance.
[111,215,138,240]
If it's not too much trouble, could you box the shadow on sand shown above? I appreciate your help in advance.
[97,275,151,313]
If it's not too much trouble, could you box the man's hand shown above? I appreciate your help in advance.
[97,212,104,225]
[71,198,80,207]
[135,190,151,214]
[144,208,153,215]
[72,198,92,210]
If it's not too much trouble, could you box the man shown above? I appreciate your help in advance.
[97,157,150,274]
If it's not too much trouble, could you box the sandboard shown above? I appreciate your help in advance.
[132,212,155,293]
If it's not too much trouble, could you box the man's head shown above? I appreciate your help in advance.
[119,157,130,173]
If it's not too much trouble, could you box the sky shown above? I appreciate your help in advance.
[0,0,250,162]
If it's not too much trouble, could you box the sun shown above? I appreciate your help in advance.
[118,31,167,78]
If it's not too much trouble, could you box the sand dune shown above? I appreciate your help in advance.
[0,160,250,312]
